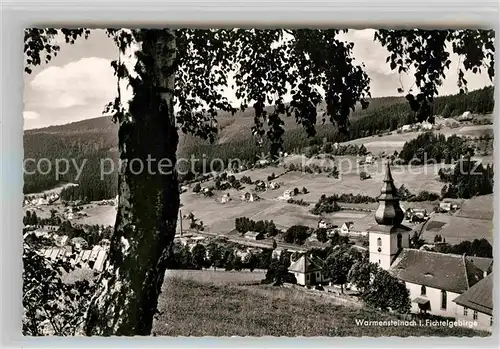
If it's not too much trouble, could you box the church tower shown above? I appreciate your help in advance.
[368,162,412,270]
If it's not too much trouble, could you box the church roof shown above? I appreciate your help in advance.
[465,256,493,274]
[453,273,493,315]
[288,255,322,274]
[367,224,413,234]
[389,249,484,294]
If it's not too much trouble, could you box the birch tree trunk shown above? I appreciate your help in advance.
[84,29,179,336]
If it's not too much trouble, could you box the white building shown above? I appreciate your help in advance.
[272,247,284,260]
[368,163,489,320]
[318,219,328,229]
[269,182,280,190]
[401,124,413,132]
[340,221,368,237]
[221,193,231,204]
[240,191,259,202]
[420,121,433,130]
[288,255,325,286]
[283,189,294,200]
[365,155,374,164]
[439,201,459,212]
[458,111,473,121]
[390,250,483,318]
[70,237,88,251]
[453,273,493,331]
[53,234,69,247]
[244,231,264,240]
[340,221,354,235]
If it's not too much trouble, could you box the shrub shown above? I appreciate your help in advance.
[192,183,201,193]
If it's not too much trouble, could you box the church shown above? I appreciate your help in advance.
[368,163,491,320]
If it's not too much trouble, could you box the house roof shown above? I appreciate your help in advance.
[389,249,484,294]
[71,237,88,244]
[367,224,413,234]
[343,221,354,228]
[288,255,322,274]
[311,256,325,268]
[244,231,263,237]
[465,256,493,274]
[453,273,493,315]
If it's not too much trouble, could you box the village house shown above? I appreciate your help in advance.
[257,158,270,166]
[390,250,484,318]
[364,155,374,164]
[41,247,70,261]
[340,221,354,235]
[453,273,493,331]
[244,231,264,240]
[272,247,285,260]
[240,191,259,202]
[288,255,325,286]
[317,219,328,229]
[254,181,266,191]
[221,193,231,204]
[405,208,427,222]
[401,124,413,132]
[99,238,111,250]
[269,182,280,190]
[339,221,368,237]
[458,111,473,122]
[420,121,433,130]
[439,202,452,212]
[73,245,109,272]
[23,230,50,240]
[39,244,108,272]
[466,256,493,276]
[439,201,459,212]
[368,163,490,320]
[283,189,294,200]
[70,237,88,251]
[53,234,69,247]
[47,193,59,204]
[40,225,59,232]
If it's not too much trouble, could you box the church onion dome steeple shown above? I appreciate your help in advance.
[375,162,405,226]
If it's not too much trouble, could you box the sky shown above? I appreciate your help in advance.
[23,29,494,130]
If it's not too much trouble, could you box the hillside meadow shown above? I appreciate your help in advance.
[345,124,494,155]
[422,194,494,244]
[23,86,494,199]
[152,274,489,337]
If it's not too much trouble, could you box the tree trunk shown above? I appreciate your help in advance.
[84,29,179,336]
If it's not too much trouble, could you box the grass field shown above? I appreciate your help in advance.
[73,205,116,226]
[345,124,494,155]
[152,275,488,337]
[164,269,266,285]
[177,157,448,235]
[422,213,493,244]
[421,194,494,244]
[280,155,449,198]
[455,194,494,221]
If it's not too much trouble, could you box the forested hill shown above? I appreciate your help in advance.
[23,86,494,200]
[25,115,117,135]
